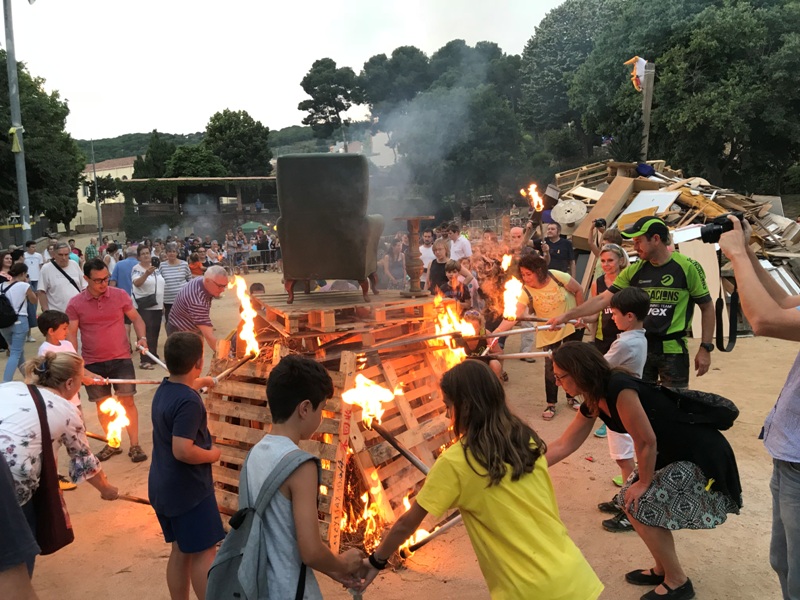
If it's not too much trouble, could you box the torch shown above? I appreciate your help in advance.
[136,345,168,371]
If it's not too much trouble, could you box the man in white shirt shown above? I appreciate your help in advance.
[23,241,43,342]
[38,243,86,313]
[419,229,435,286]
[447,224,472,262]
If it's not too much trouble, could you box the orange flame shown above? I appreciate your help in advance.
[229,275,260,357]
[342,374,397,428]
[520,183,545,211]
[99,398,130,448]
[399,493,430,553]
[429,295,476,369]
[500,254,523,320]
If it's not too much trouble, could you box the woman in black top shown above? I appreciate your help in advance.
[546,342,741,600]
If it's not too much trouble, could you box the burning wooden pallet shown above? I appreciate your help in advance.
[206,292,454,553]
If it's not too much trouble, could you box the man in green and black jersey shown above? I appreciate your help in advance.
[550,217,714,388]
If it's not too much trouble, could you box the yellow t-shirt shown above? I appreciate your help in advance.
[517,270,576,347]
[415,441,603,600]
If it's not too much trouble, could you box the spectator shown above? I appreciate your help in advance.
[0,453,40,594]
[132,246,165,371]
[0,263,38,381]
[544,223,575,278]
[447,223,472,262]
[37,243,86,313]
[188,252,206,277]
[159,242,191,324]
[84,238,98,261]
[110,246,140,346]
[23,241,43,343]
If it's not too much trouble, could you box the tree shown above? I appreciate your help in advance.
[133,130,176,179]
[0,50,84,229]
[84,174,120,204]
[203,109,272,176]
[164,145,227,178]
[298,58,361,145]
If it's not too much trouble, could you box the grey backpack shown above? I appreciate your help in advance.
[206,448,319,600]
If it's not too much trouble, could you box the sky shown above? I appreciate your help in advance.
[6,0,563,140]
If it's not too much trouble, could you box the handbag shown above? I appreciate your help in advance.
[134,271,158,309]
[28,384,75,554]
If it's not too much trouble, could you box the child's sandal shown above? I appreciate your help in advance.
[542,405,556,420]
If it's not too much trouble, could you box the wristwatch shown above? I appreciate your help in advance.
[699,342,714,352]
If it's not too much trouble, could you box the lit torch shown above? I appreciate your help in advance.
[520,183,545,212]
[500,254,523,321]
[98,397,130,448]
[229,275,260,357]
[428,295,476,369]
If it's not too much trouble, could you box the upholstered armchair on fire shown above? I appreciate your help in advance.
[276,153,385,303]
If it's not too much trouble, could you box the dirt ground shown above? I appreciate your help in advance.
[25,246,785,599]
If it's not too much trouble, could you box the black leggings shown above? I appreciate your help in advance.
[543,330,585,405]
[139,309,163,365]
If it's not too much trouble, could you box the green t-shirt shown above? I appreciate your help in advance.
[610,252,711,354]
[415,442,603,600]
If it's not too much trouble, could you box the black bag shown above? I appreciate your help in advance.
[134,273,158,309]
[28,385,75,554]
[649,383,740,430]
[0,282,25,328]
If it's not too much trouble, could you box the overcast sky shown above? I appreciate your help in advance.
[7,0,562,140]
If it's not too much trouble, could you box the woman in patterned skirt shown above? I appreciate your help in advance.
[545,342,741,600]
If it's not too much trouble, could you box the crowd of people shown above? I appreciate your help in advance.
[0,211,797,600]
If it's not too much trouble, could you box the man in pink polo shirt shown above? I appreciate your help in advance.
[66,258,150,463]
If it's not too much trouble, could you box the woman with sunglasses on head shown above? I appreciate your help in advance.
[546,342,742,600]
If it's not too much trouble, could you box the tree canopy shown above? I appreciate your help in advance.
[164,145,227,178]
[298,58,360,142]
[0,50,84,228]
[203,109,272,176]
[133,130,176,179]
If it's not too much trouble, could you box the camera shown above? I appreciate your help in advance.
[533,239,544,251]
[150,256,161,268]
[700,212,744,244]
[593,218,607,228]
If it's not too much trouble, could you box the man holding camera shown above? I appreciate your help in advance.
[720,216,800,600]
[550,216,715,388]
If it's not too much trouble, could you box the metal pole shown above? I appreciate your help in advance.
[91,139,103,241]
[3,0,32,243]
[641,62,655,161]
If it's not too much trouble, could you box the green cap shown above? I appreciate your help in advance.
[621,216,669,239]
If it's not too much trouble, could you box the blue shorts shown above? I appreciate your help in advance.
[156,493,225,553]
[84,359,137,401]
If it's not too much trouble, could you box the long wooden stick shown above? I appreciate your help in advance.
[118,494,150,505]
[86,378,162,385]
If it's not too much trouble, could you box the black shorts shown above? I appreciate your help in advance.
[84,359,137,400]
[156,493,225,553]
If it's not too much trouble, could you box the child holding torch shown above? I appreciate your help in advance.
[357,359,603,599]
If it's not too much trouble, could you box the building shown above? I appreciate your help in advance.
[75,156,136,230]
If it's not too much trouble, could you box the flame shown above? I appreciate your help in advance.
[342,374,396,428]
[399,493,430,553]
[99,398,130,449]
[340,490,384,552]
[428,295,476,369]
[500,254,523,320]
[520,183,545,212]
[229,275,260,357]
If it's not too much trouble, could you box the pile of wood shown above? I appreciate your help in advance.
[206,291,456,553]
[555,160,800,295]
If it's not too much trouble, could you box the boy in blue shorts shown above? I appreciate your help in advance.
[148,332,223,600]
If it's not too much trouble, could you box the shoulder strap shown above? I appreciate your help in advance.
[51,261,81,293]
[1,281,27,314]
[548,270,566,288]
[1,281,18,295]
[523,286,534,312]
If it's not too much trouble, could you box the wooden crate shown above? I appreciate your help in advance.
[207,293,453,552]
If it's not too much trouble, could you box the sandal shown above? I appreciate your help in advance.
[542,405,556,420]
[96,444,123,462]
[640,578,694,600]
[625,568,665,586]
[501,371,509,382]
[140,363,156,370]
[128,445,148,463]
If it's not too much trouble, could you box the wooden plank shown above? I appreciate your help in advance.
[213,380,267,404]
[219,446,249,465]
[215,489,240,515]
[205,398,269,422]
[212,464,241,487]
[209,420,266,446]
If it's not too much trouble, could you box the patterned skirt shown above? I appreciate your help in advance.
[614,461,741,530]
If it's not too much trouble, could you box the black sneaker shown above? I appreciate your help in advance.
[597,499,619,514]
[602,511,634,532]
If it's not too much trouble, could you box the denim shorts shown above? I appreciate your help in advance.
[84,359,137,400]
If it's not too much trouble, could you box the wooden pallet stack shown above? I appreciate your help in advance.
[206,291,454,552]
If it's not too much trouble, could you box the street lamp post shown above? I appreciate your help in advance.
[90,139,103,241]
[3,0,32,243]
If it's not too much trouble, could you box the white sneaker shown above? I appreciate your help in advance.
[567,397,581,410]
[25,335,35,343]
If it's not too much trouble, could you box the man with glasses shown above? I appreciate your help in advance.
[66,258,150,463]
[37,242,86,312]
[166,265,228,353]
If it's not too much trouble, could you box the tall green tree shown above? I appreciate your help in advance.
[132,130,176,179]
[203,109,272,176]
[298,58,361,144]
[0,50,84,229]
[84,174,120,204]
[164,145,227,178]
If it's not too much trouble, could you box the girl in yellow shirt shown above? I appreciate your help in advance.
[358,360,603,600]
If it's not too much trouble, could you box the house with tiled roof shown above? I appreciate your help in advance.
[75,156,136,230]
